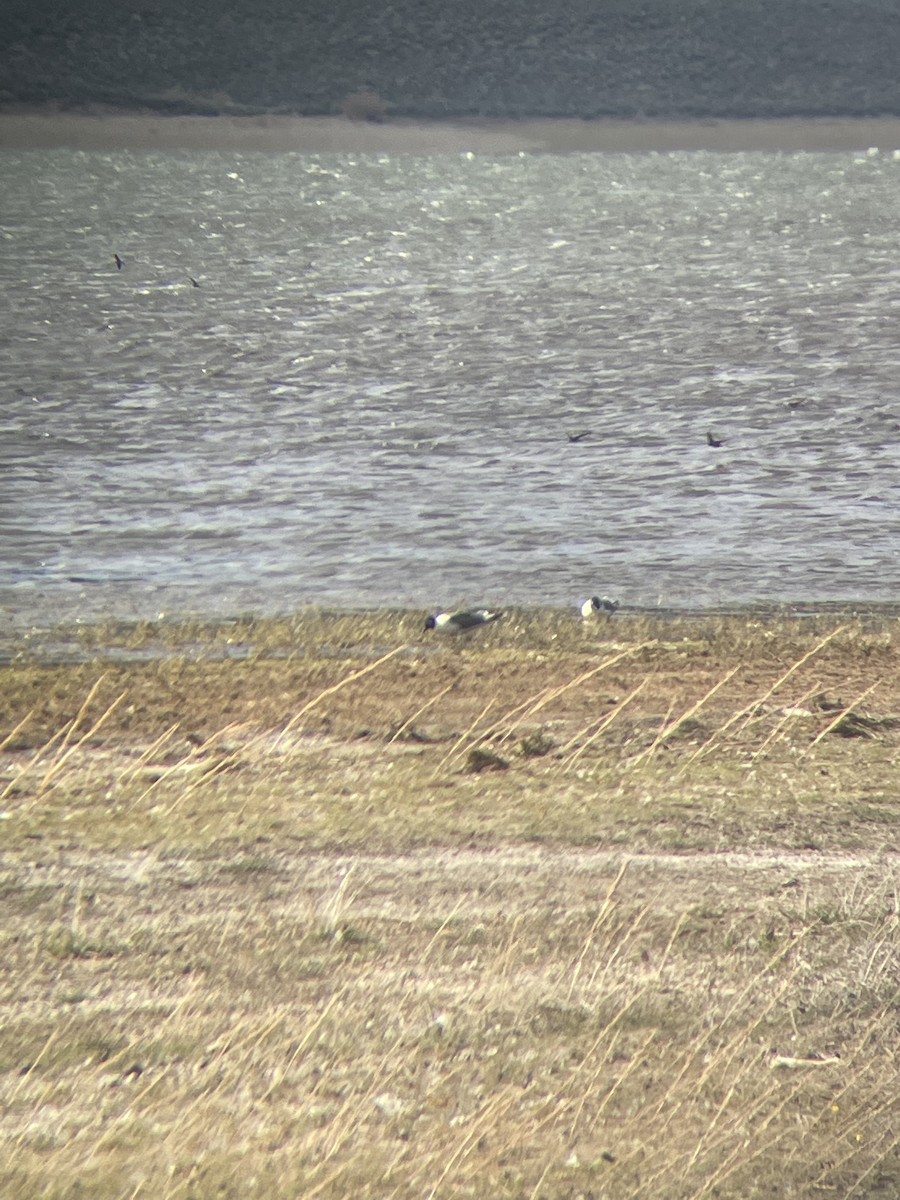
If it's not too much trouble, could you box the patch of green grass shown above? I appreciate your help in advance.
[216,854,283,878]
[41,924,128,961]
[0,881,61,913]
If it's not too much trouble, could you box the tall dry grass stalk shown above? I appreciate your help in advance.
[562,860,629,1001]
[630,666,739,767]
[436,643,653,773]
[271,644,409,751]
[496,644,653,743]
[117,721,182,788]
[674,622,867,771]
[556,678,648,770]
[1,678,127,802]
[804,680,881,753]
[385,683,455,746]
[434,698,497,773]
[0,708,33,753]
[746,677,824,761]
[731,622,850,739]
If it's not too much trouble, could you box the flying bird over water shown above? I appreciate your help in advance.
[706,431,723,448]
[114,253,123,270]
[567,430,591,443]
[581,596,619,620]
[424,608,503,633]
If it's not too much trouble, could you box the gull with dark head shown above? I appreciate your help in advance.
[424,608,503,634]
[581,596,619,620]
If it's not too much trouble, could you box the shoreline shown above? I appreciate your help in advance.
[3,604,899,670]
[3,598,900,652]
[4,110,900,154]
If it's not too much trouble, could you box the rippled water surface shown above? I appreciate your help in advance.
[2,147,900,624]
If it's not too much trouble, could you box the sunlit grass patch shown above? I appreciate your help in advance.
[1,610,899,1194]
[0,608,899,856]
[0,856,897,1198]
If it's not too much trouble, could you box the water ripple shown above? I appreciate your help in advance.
[2,148,900,621]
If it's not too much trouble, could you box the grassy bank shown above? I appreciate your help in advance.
[1,610,899,1197]
[8,112,900,156]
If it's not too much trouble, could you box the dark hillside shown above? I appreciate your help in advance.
[2,0,900,119]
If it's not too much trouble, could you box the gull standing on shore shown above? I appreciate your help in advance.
[424,609,503,633]
[581,596,620,620]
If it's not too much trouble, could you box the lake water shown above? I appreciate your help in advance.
[2,146,899,627]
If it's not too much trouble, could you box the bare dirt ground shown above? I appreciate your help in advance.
[1,611,899,1197]
[4,109,900,153]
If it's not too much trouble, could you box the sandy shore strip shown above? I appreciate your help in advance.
[3,110,900,154]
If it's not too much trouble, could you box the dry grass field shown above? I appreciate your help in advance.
[1,609,899,1198]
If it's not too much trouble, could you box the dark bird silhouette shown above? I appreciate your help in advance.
[706,431,723,448]
[188,276,201,288]
[114,254,123,270]
[567,431,590,443]
[581,596,619,620]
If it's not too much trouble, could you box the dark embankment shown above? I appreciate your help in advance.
[2,0,900,121]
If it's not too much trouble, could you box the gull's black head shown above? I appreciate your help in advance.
[423,614,437,631]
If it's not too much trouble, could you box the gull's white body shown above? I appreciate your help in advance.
[424,608,503,633]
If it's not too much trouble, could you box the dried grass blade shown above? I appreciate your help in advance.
[422,1086,526,1199]
[681,1074,805,1200]
[831,1106,900,1199]
[37,689,127,793]
[385,682,454,746]
[135,721,247,811]
[564,860,629,1002]
[8,1013,79,1105]
[749,679,823,761]
[0,720,72,800]
[647,925,812,1126]
[420,895,466,962]
[117,720,182,787]
[0,708,34,754]
[803,680,881,755]
[50,672,109,760]
[259,989,345,1102]
[437,683,557,764]
[434,698,496,772]
[559,677,648,770]
[631,666,739,767]
[589,1027,658,1125]
[3,676,113,800]
[445,644,650,771]
[272,644,408,750]
[496,642,653,743]
[731,623,850,739]
[685,624,853,770]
